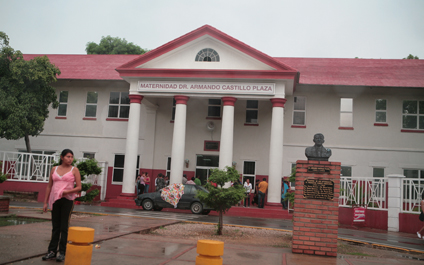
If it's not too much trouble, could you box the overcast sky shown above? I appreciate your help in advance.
[1,0,423,59]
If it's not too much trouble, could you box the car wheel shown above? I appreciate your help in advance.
[153,206,163,211]
[142,199,154,211]
[201,210,211,215]
[190,202,203,214]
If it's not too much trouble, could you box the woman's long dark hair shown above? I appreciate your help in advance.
[59,149,74,165]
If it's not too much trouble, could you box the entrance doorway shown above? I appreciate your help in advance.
[195,155,219,185]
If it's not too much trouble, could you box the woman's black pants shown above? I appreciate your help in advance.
[48,198,74,254]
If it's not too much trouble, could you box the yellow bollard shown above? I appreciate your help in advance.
[195,239,224,265]
[64,226,95,265]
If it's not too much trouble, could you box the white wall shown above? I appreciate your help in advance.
[1,80,423,181]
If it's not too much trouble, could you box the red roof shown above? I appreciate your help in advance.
[276,57,424,88]
[23,54,139,80]
[22,54,424,88]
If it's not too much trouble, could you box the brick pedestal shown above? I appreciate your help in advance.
[291,160,341,257]
[0,196,10,213]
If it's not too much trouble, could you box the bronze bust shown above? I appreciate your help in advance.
[305,133,332,161]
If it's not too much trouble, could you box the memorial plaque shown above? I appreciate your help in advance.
[303,179,334,200]
[307,166,330,174]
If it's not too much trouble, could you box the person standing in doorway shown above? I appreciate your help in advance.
[144,173,150,193]
[138,173,145,195]
[194,176,201,186]
[243,178,252,207]
[42,149,82,262]
[258,178,268,208]
[281,180,289,209]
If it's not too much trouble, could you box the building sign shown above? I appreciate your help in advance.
[307,166,331,174]
[353,207,366,222]
[138,81,275,95]
[303,179,334,200]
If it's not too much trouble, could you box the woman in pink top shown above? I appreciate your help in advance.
[144,173,151,193]
[42,149,81,262]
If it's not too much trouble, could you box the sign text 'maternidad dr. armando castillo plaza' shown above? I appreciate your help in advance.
[138,81,275,95]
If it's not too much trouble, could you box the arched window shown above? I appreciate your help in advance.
[195,48,220,62]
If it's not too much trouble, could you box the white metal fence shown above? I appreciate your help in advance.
[339,177,388,210]
[1,151,108,200]
[0,151,57,182]
[401,178,424,214]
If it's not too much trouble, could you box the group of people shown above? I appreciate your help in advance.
[242,178,290,209]
[136,172,151,195]
[242,178,269,208]
[154,173,169,191]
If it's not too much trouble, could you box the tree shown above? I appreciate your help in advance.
[404,54,419,59]
[86,36,148,55]
[197,166,246,235]
[0,32,61,153]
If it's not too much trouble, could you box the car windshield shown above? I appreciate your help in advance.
[196,185,209,193]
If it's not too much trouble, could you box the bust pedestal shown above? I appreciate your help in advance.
[291,160,341,257]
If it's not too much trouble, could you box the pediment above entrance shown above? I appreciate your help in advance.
[117,25,298,82]
[137,35,276,71]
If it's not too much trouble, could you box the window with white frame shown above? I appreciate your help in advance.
[293,96,306,125]
[113,155,125,182]
[243,161,256,191]
[112,154,139,183]
[375,99,387,123]
[404,169,424,179]
[340,98,353,127]
[57,91,68,117]
[195,48,220,62]
[402,100,424,130]
[341,166,352,177]
[108,92,130,118]
[245,100,258,124]
[208,99,221,118]
[85,92,98,118]
[83,152,95,159]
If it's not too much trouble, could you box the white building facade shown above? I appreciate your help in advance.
[1,25,423,204]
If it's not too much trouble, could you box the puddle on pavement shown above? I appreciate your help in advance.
[236,252,261,259]
[163,244,178,255]
[0,216,47,227]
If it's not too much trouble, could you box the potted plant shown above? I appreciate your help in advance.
[75,158,102,204]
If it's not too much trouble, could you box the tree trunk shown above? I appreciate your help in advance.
[24,134,32,153]
[218,211,223,235]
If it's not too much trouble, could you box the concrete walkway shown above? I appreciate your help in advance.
[0,203,423,264]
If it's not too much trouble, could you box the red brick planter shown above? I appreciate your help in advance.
[0,195,10,213]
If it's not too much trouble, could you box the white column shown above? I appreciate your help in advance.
[387,174,405,232]
[267,98,287,204]
[121,95,143,196]
[170,96,189,184]
[219,97,237,170]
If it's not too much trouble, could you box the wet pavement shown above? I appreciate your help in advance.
[1,202,423,264]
